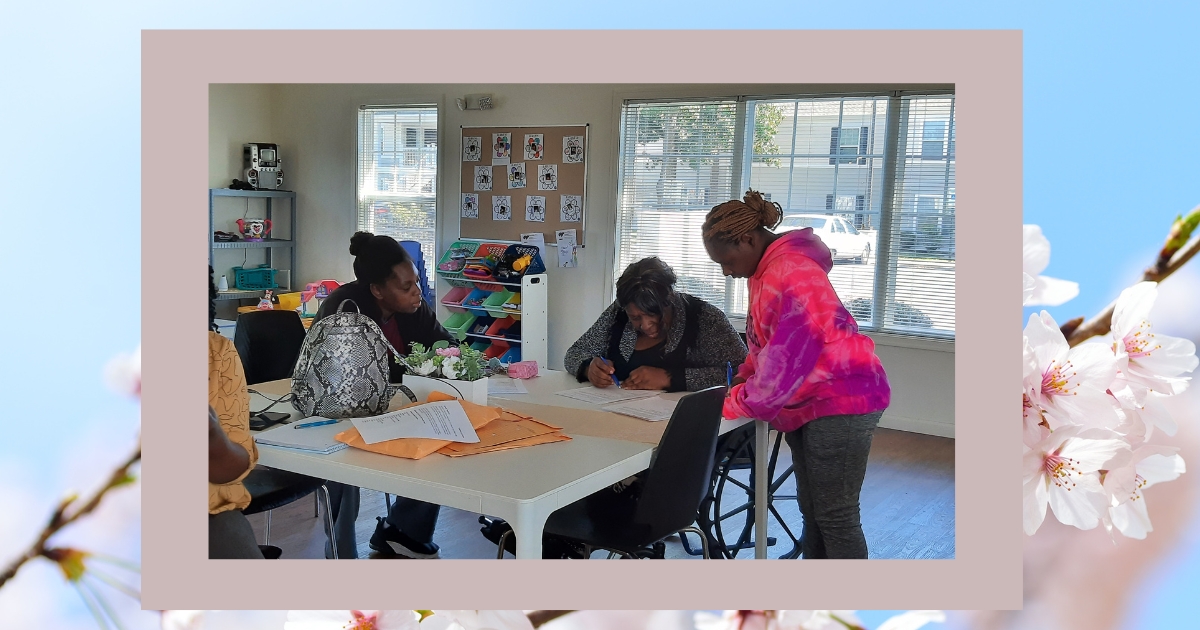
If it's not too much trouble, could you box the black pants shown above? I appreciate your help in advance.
[784,411,882,559]
[324,482,440,559]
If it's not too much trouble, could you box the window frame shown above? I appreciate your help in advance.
[615,90,955,342]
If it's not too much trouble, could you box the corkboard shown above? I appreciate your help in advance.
[458,124,587,244]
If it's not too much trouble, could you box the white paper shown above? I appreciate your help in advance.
[538,164,558,190]
[524,134,544,160]
[473,166,493,191]
[253,420,349,454]
[555,386,662,405]
[563,135,585,163]
[492,133,511,165]
[560,194,581,222]
[488,377,529,395]
[556,228,578,268]
[461,193,480,219]
[350,400,480,445]
[525,195,546,222]
[520,232,547,266]
[462,136,482,162]
[492,195,512,221]
[507,162,527,189]
[602,396,680,422]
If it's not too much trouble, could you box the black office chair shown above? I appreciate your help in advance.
[495,386,725,559]
[233,309,307,385]
[241,467,338,559]
[234,310,331,557]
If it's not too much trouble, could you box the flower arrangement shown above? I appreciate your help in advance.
[403,341,488,381]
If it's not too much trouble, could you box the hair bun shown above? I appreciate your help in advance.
[743,190,781,229]
[349,231,375,256]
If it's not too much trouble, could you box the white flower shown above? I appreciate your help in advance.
[162,611,204,630]
[440,355,462,380]
[1023,224,1079,306]
[1023,425,1130,535]
[1024,311,1121,430]
[693,611,864,630]
[1110,281,1198,398]
[876,611,946,630]
[285,610,420,630]
[424,611,533,630]
[412,359,437,376]
[103,344,141,397]
[1102,444,1186,539]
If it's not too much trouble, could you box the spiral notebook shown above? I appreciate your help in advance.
[253,420,349,454]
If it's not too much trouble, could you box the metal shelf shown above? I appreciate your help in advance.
[216,289,271,301]
[213,239,294,249]
[210,188,296,198]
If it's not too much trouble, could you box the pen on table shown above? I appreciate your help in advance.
[600,356,621,388]
[293,419,340,430]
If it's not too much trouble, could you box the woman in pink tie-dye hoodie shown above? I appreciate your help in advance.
[703,190,890,559]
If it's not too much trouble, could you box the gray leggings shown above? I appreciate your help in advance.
[784,410,882,559]
[208,510,266,559]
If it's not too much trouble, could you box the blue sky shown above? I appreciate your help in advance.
[3,1,1200,627]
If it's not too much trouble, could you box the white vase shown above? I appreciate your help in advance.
[401,373,490,406]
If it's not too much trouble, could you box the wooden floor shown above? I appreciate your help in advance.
[246,427,954,560]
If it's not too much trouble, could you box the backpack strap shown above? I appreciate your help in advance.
[337,298,361,314]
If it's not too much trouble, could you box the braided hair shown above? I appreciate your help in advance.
[702,189,782,245]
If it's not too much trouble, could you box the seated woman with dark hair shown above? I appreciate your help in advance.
[564,256,747,392]
[316,232,455,560]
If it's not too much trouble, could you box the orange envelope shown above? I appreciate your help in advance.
[334,391,500,460]
[437,409,567,457]
[440,433,572,457]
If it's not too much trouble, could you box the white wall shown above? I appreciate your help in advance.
[208,83,955,437]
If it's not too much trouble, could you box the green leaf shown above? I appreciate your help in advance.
[432,340,450,350]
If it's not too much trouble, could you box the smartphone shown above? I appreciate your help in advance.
[249,411,291,432]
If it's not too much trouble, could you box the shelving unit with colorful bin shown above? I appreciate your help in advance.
[436,240,548,370]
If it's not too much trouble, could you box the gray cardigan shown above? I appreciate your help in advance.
[563,292,747,392]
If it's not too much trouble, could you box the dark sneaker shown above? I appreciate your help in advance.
[369,517,440,559]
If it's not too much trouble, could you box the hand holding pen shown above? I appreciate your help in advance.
[587,356,621,388]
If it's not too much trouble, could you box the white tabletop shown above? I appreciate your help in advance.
[250,371,658,559]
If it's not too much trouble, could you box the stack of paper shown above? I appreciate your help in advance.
[554,386,662,405]
[601,396,680,422]
[253,420,349,454]
[350,400,480,445]
[487,377,528,395]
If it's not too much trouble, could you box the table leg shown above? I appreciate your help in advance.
[755,418,769,559]
[495,501,558,560]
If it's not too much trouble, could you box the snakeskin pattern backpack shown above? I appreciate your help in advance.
[290,299,402,418]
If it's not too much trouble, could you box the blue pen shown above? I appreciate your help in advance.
[293,419,340,430]
[727,361,733,390]
[600,356,621,388]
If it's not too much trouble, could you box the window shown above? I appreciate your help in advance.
[922,120,946,159]
[830,125,869,165]
[357,105,438,286]
[616,93,955,339]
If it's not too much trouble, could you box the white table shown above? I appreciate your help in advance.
[251,370,763,559]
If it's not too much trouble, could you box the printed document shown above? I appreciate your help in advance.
[350,400,481,445]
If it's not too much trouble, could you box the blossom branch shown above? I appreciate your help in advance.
[1066,225,1200,347]
[528,611,575,628]
[0,440,141,589]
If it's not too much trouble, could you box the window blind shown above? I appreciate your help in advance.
[615,101,741,315]
[356,105,439,286]
[616,92,956,341]
[878,95,956,337]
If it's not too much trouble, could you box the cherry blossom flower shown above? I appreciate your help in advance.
[1024,311,1121,430]
[1023,224,1079,306]
[285,610,421,630]
[161,610,205,630]
[1023,425,1130,535]
[1102,444,1187,539]
[1110,281,1198,398]
[875,611,946,630]
[424,611,534,630]
[103,344,141,397]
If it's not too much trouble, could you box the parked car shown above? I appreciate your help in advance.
[775,214,873,263]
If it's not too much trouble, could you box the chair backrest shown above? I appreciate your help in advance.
[398,239,436,307]
[630,386,726,537]
[233,309,307,385]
